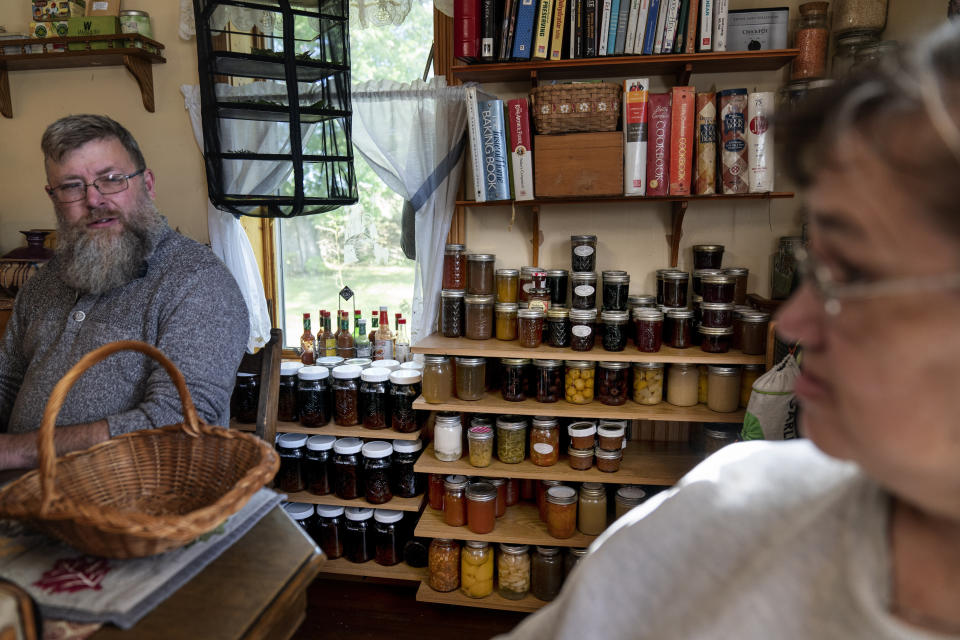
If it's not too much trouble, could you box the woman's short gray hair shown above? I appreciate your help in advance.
[41,114,146,170]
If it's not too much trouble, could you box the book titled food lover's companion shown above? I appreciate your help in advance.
[479,99,512,201]
[507,98,535,200]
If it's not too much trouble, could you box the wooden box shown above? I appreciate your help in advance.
[534,131,623,198]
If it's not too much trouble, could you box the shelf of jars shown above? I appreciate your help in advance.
[283,491,426,512]
[319,557,428,582]
[231,419,423,441]
[415,582,546,612]
[414,441,697,486]
[455,192,795,207]
[415,504,596,548]
[411,334,764,365]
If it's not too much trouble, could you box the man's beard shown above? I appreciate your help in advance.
[54,192,166,295]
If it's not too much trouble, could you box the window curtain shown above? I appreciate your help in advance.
[351,78,468,345]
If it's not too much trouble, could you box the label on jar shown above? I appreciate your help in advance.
[571,325,592,338]
[533,443,554,455]
[373,340,394,360]
[574,285,595,297]
[573,245,594,257]
[528,300,547,312]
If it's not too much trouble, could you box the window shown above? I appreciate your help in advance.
[274,0,434,348]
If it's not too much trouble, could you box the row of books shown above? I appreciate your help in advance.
[455,0,730,62]
[464,80,775,202]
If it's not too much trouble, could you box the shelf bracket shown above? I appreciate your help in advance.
[122,54,157,113]
[677,62,693,87]
[667,200,687,268]
[0,67,12,119]
[531,205,542,266]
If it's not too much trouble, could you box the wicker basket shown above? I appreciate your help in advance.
[530,83,622,134]
[0,340,280,559]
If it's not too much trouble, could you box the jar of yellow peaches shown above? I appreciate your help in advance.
[461,540,494,598]
[631,362,664,405]
[564,360,596,405]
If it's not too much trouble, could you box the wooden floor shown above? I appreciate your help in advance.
[292,576,529,639]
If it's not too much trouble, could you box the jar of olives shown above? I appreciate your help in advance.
[569,308,598,352]
[564,360,596,404]
[633,308,664,352]
[440,289,465,338]
[571,272,598,309]
[466,253,496,295]
[545,270,569,307]
[517,308,545,348]
[496,415,528,463]
[600,310,629,351]
[597,361,629,406]
[570,234,597,272]
[545,307,571,348]
[632,362,664,405]
[464,294,495,340]
[601,270,630,311]
[495,303,518,341]
[500,358,531,402]
[533,359,563,403]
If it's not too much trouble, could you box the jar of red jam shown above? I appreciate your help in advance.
[443,243,466,290]
[692,269,723,297]
[661,271,690,308]
[724,267,749,305]
[569,308,597,352]
[665,308,695,349]
[466,253,496,295]
[518,308,545,348]
[440,289,465,338]
[519,266,536,303]
[700,302,735,328]
[740,310,771,355]
[692,244,724,270]
[597,361,629,406]
[500,357,531,402]
[571,272,598,309]
[466,481,497,534]
[699,326,734,353]
[701,274,736,304]
[633,308,663,352]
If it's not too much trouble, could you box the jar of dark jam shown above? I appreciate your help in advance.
[315,504,344,559]
[526,288,551,313]
[545,307,571,348]
[571,234,597,272]
[534,359,563,403]
[305,434,335,496]
[569,308,597,352]
[443,243,467,290]
[724,267,749,305]
[297,366,331,427]
[331,365,362,426]
[701,274,736,304]
[501,358,531,402]
[600,310,629,352]
[440,289,465,338]
[518,309,545,348]
[731,306,753,350]
[496,268,519,303]
[699,326,734,353]
[700,302,735,328]
[655,269,684,305]
[601,270,630,312]
[662,271,690,308]
[465,481,497,534]
[466,253,496,295]
[362,440,394,504]
[443,474,468,526]
[633,308,663,352]
[388,369,420,433]
[277,361,302,423]
[373,509,406,566]
[428,473,445,510]
[359,367,390,430]
[545,270,569,307]
[597,361,629,406]
[571,272,598,310]
[333,437,364,500]
[692,244,725,270]
[740,311,771,355]
[495,303,518,341]
[692,269,723,297]
[343,507,374,563]
[464,294,495,340]
[284,502,316,538]
[232,372,259,424]
[391,438,422,498]
[628,294,657,311]
[532,546,564,601]
[275,433,307,493]
[665,308,695,349]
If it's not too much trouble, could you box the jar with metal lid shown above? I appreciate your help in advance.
[466,253,496,295]
[358,367,390,429]
[119,9,154,40]
[440,289,465,338]
[454,356,486,401]
[422,355,453,404]
[332,365,362,426]
[518,308,545,348]
[495,268,519,303]
[595,446,622,472]
[569,308,598,351]
[565,547,589,576]
[655,269,683,305]
[527,287,551,313]
[597,423,625,450]
[698,364,709,404]
[305,434,335,496]
[692,269,723,297]
[443,243,466,290]
[702,424,739,454]
[297,366,331,427]
[578,483,607,535]
[628,294,657,311]
[461,540,494,598]
[315,504,344,558]
[596,361,629,406]
[707,366,742,413]
[390,438,422,498]
[700,302,735,329]
[530,416,560,466]
[571,272,598,310]
[692,244,724,270]
[661,271,689,308]
[632,362,664,405]
[537,479,562,521]
[333,437,364,499]
[501,358,531,402]
[505,478,520,506]
[284,503,317,540]
[428,473,445,510]
[601,270,630,311]
[386,370,418,433]
[700,326,734,353]
[633,308,663,352]
[665,308,695,349]
[232,372,259,424]
[731,307,752,350]
[614,486,647,519]
[832,30,880,78]
[443,475,468,526]
[532,546,564,601]
[428,538,461,592]
[434,413,463,462]
[667,363,699,406]
[343,507,374,563]
[564,360,595,404]
[545,486,578,539]
[485,477,507,516]
[361,440,394,504]
[567,421,597,450]
[792,2,830,80]
[467,424,494,467]
[372,509,405,566]
[464,294,495,340]
[466,481,497,534]
[533,359,563,403]
[741,364,765,407]
[833,0,886,35]
[317,355,345,375]
[545,307,571,348]
[568,445,594,470]
[740,311,771,355]
[570,234,597,272]
[545,269,569,307]
[495,302,518,341]
[496,415,527,463]
[519,266,537,303]
[498,544,531,599]
[275,433,307,493]
[277,361,302,422]
[723,267,749,305]
[600,310,629,351]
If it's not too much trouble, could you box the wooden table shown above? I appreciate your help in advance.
[91,508,324,640]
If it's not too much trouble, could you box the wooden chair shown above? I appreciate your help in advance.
[235,328,282,444]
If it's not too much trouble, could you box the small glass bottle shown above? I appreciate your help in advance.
[530,416,560,466]
[564,360,595,404]
[495,303,519,341]
[600,310,629,352]
[332,437,364,500]
[517,309,545,348]
[277,361,302,423]
[428,538,461,592]
[569,308,598,352]
[275,433,307,493]
[454,357,487,401]
[601,270,630,311]
[443,475,468,527]
[533,359,563,403]
[299,313,316,365]
[496,415,528,464]
[422,355,453,404]
[498,544,531,600]
[500,358,531,402]
[570,235,597,272]
[496,268,520,303]
[466,481,497,534]
[571,272,598,310]
[596,361,629,406]
[391,438,422,498]
[461,540,494,598]
[532,546,564,601]
[578,482,608,535]
[304,434,336,496]
[361,440,393,504]
[633,308,663,352]
[359,367,391,430]
[389,369,421,433]
[545,307,571,348]
[315,504,344,559]
[434,412,463,462]
[545,269,569,307]
[443,243,467,290]
[440,289,466,338]
[373,509,406,566]
[466,253,496,295]
[464,294,495,340]
[343,507,374,563]
[792,1,830,80]
[331,364,362,426]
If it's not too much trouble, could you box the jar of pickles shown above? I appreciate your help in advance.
[545,307,571,348]
[466,481,497,534]
[498,544,531,599]
[500,358,530,402]
[534,359,563,403]
[700,326,733,353]
[530,416,560,466]
[569,308,598,351]
[443,475,468,526]
[571,272,598,309]
[601,270,630,311]
[564,360,595,404]
[578,483,607,535]
[461,541,494,598]
[600,310,629,351]
[633,308,663,352]
[359,367,390,430]
[434,413,463,462]
[428,538,461,592]
[422,355,453,404]
[707,365,742,413]
[275,433,307,493]
[665,308,695,349]
[692,244,724,270]
[741,364,764,407]
[277,361,302,422]
[464,294,495,340]
[597,361,629,406]
[443,243,467,289]
[661,271,690,308]
[571,235,597,272]
[666,363,699,407]
[495,303,518,341]
[332,365,362,426]
[455,357,486,401]
[700,302,735,328]
[545,486,578,539]
[740,311,771,355]
[723,267,749,305]
[467,424,494,467]
[440,289,465,338]
[496,415,527,464]
[517,308,545,348]
[343,507,374,563]
[632,362,664,405]
[466,253,495,295]
[545,269,569,307]
[532,546,564,601]
[701,274,736,304]
[495,268,519,303]
[297,365,331,427]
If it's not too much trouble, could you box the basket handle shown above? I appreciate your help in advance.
[38,340,202,513]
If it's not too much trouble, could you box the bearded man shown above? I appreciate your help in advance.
[0,115,248,472]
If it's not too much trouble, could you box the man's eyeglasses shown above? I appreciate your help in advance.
[46,168,145,204]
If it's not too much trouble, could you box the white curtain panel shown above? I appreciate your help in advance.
[351,78,468,344]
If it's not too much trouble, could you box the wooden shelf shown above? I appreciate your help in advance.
[456,192,794,207]
[416,582,547,612]
[451,48,798,82]
[232,419,423,441]
[284,491,425,512]
[319,557,427,581]
[411,333,765,365]
[415,441,698,485]
[415,503,596,547]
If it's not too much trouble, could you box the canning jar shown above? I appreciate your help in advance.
[534,359,563,403]
[662,271,690,308]
[495,303,518,341]
[466,481,497,534]
[495,268,519,303]
[698,364,709,403]
[297,366,331,427]
[422,355,453,404]
[443,243,467,290]
[565,547,589,577]
[700,326,734,353]
[740,311,771,355]
[700,302,735,329]
[707,366,742,413]
[628,294,657,311]
[443,475,468,526]
[343,507,373,563]
[833,30,880,78]
[461,541,494,598]
[569,308,598,351]
[666,363,699,406]
[519,266,536,303]
[333,437,363,499]
[741,364,765,407]
[792,2,830,80]
[545,270,569,307]
[545,307,571,348]
[486,477,507,517]
[530,416,560,466]
[388,370,419,433]
[692,269,723,297]
[703,424,740,454]
[597,423,625,450]
[565,445,593,470]
[614,486,647,519]
[731,307,751,351]
[232,372,259,423]
[692,244,724,270]
[506,478,519,506]
[545,486,578,539]
[455,357,486,401]
[284,503,316,540]
[597,361,629,406]
[498,544,531,599]
[601,270,630,311]
[277,361,302,422]
[568,421,597,450]
[464,294,495,340]
[305,434,335,496]
[466,424,494,467]
[466,253,496,295]
[373,509,405,566]
[501,358,531,402]
[632,362,664,405]
[600,310,629,351]
[527,288,551,313]
[275,433,307,493]
[595,446,622,472]
[655,269,683,305]
[571,272,598,310]
[570,235,597,272]
[361,440,394,504]
[332,365,362,426]
[317,355,345,375]
[578,483,608,535]
[496,415,527,464]
[391,439,422,498]
[532,546,564,601]
[428,473,445,510]
[564,360,595,404]
[315,504,344,559]
[833,0,886,34]
[723,267,749,305]
[434,413,463,462]
[665,308,695,349]
[633,308,663,352]
[428,538,461,592]
[518,309,545,348]
[440,289,465,338]
[359,367,390,430]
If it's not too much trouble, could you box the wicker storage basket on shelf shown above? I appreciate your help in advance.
[0,340,279,559]
[530,82,622,134]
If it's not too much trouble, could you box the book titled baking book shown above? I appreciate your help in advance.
[623,78,650,196]
[507,98,535,200]
[478,98,512,201]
